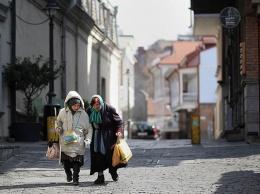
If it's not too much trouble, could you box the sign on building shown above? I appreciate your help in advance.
[219,7,241,28]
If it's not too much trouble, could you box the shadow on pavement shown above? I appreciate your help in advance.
[127,145,260,168]
[213,170,260,193]
[0,180,120,191]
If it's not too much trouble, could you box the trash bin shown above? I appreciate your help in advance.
[43,104,60,141]
[191,116,200,144]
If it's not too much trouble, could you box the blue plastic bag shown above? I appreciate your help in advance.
[62,129,78,144]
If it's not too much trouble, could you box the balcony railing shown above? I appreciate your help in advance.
[182,93,197,103]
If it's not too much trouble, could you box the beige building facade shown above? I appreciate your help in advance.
[0,0,123,140]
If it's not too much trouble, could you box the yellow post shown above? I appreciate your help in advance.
[47,116,58,141]
[191,116,200,144]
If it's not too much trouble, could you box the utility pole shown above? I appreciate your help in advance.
[126,69,131,139]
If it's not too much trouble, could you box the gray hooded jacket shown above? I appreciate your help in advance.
[56,91,93,156]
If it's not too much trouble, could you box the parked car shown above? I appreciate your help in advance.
[130,121,159,139]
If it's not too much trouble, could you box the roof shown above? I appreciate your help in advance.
[202,36,217,44]
[159,41,203,65]
[190,0,235,14]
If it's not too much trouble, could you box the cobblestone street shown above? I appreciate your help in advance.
[1,139,260,193]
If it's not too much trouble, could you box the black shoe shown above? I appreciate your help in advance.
[94,175,105,184]
[73,180,79,185]
[65,169,73,182]
[111,172,118,181]
[67,175,72,182]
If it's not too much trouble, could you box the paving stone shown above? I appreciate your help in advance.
[0,139,260,193]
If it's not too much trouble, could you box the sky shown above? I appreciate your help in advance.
[200,48,217,103]
[109,0,192,49]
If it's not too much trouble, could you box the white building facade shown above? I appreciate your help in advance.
[0,0,124,140]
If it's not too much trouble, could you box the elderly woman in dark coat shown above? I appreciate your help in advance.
[85,94,124,184]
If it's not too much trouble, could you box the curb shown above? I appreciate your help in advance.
[0,145,20,162]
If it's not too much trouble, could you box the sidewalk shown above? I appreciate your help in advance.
[0,138,258,194]
[0,138,249,163]
[0,137,249,150]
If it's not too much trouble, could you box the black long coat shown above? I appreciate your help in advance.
[86,103,124,175]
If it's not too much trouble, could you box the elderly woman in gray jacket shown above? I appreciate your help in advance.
[56,91,93,185]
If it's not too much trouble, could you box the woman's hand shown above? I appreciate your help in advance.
[83,129,88,136]
[115,131,122,137]
[84,139,91,144]
[84,139,91,148]
[56,127,62,135]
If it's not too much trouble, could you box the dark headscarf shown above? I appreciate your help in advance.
[67,98,81,114]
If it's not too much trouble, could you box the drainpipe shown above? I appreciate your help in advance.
[74,10,85,91]
[258,8,260,134]
[75,26,79,91]
[97,32,107,95]
[10,0,16,128]
[61,0,77,99]
[114,6,119,45]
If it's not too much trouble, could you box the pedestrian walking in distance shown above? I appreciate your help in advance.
[85,94,125,184]
[56,91,93,185]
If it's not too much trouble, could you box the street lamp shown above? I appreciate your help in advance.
[43,0,60,142]
[44,0,60,104]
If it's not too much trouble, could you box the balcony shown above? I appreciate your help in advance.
[182,93,197,103]
[172,92,198,112]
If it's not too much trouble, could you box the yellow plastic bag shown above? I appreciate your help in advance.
[112,144,121,167]
[117,138,132,164]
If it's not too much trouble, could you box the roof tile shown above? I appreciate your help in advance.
[159,41,203,65]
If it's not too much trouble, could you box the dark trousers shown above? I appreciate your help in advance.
[64,160,81,181]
